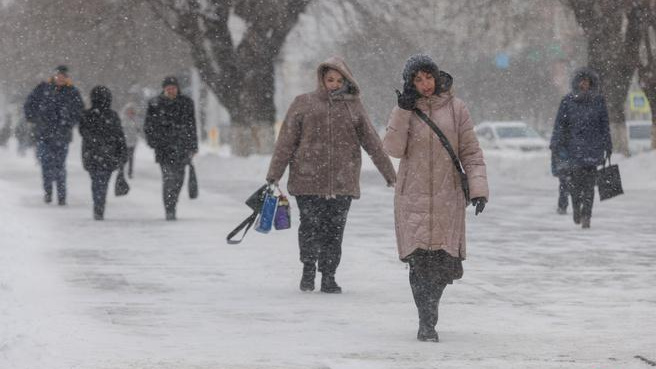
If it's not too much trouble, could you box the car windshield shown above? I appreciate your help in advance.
[496,125,540,139]
[630,124,651,139]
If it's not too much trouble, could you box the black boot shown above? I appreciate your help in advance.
[44,192,52,204]
[93,204,104,221]
[320,273,342,294]
[166,208,176,221]
[300,263,316,292]
[417,324,439,342]
[573,206,581,225]
[581,216,590,229]
[417,299,440,342]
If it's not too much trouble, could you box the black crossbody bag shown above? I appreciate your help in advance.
[413,108,471,204]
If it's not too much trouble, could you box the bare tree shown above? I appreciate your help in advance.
[637,0,656,150]
[145,0,311,156]
[564,0,643,155]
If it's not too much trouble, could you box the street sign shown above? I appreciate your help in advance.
[630,91,651,113]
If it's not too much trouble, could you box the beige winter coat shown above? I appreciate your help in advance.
[383,93,488,260]
[267,56,396,198]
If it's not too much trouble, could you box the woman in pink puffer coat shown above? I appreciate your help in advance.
[383,54,489,342]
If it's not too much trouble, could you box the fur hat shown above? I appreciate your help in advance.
[402,54,439,84]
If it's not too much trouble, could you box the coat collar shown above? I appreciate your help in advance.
[415,92,453,111]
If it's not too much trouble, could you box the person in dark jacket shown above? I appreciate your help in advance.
[550,67,612,229]
[24,65,84,205]
[79,86,128,220]
[144,76,198,220]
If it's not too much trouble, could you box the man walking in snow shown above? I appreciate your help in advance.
[24,65,84,205]
[144,76,198,220]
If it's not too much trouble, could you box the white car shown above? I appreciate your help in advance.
[474,121,549,151]
[626,120,652,154]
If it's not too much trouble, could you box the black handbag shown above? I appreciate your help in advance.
[412,107,471,203]
[597,157,623,201]
[188,163,199,199]
[114,167,130,196]
[226,183,270,244]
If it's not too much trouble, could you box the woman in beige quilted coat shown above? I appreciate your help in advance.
[383,54,489,342]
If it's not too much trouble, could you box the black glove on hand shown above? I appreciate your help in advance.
[471,197,487,216]
[395,85,418,111]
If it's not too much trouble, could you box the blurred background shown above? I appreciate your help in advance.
[0,0,654,156]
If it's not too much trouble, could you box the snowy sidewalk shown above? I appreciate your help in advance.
[1,143,655,369]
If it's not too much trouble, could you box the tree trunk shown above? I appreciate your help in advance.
[146,0,311,157]
[638,1,656,151]
[217,56,277,156]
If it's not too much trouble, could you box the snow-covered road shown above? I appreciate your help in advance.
[1,141,655,369]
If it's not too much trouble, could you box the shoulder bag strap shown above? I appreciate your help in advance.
[226,211,258,245]
[413,107,470,203]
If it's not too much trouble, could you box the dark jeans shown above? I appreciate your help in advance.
[296,195,352,276]
[89,170,113,215]
[36,141,68,201]
[558,176,569,211]
[160,163,186,214]
[126,146,135,178]
[408,250,449,329]
[568,166,596,221]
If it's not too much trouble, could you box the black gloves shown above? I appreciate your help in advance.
[395,85,418,111]
[471,197,486,216]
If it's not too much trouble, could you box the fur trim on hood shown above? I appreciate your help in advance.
[571,67,601,97]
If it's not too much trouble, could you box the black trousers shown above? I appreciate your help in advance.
[296,195,352,276]
[126,146,135,178]
[160,163,186,214]
[408,250,448,329]
[558,176,569,211]
[37,141,68,201]
[568,166,596,220]
[89,170,112,215]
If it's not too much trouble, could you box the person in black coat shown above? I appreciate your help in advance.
[79,86,128,220]
[144,76,198,220]
[550,67,612,229]
[24,65,84,205]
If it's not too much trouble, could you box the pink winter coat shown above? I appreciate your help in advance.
[383,93,488,261]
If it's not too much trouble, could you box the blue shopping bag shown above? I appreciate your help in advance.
[255,190,279,233]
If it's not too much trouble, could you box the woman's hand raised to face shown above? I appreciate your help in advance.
[395,87,417,111]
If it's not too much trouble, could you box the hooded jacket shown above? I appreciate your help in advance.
[383,56,488,261]
[79,86,128,172]
[550,67,612,170]
[266,56,396,198]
